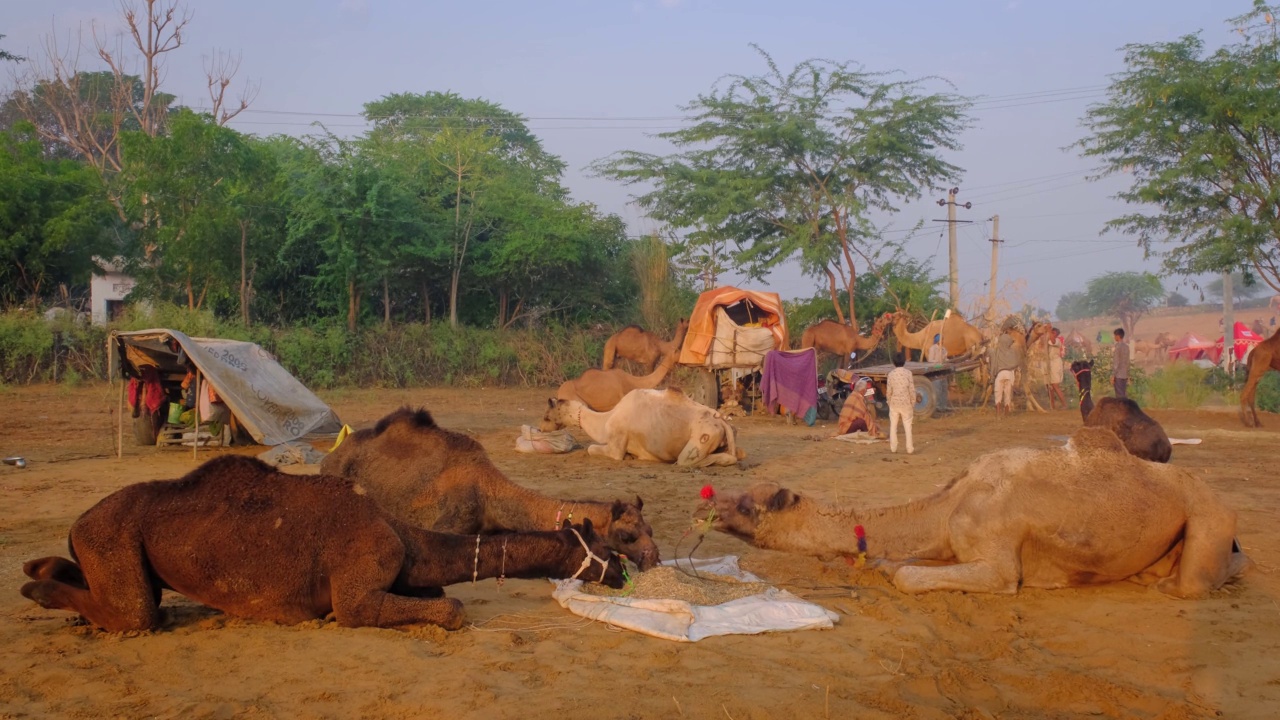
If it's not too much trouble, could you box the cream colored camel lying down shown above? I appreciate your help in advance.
[709,426,1250,598]
[541,389,745,467]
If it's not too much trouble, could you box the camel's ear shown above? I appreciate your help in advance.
[547,398,556,409]
[611,500,626,521]
[581,517,595,536]
[561,519,571,530]
[634,495,644,511]
[766,488,800,513]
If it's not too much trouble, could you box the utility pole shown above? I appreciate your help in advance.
[934,188,972,309]
[987,214,1002,327]
[1223,271,1235,374]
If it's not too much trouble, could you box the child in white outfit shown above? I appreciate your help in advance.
[885,352,914,454]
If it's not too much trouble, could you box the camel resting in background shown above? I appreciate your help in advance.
[1241,326,1280,427]
[891,311,985,360]
[1071,359,1172,462]
[706,426,1249,598]
[541,389,745,467]
[602,319,689,372]
[1135,332,1174,362]
[799,313,892,360]
[557,349,678,412]
[20,456,624,633]
[321,407,660,569]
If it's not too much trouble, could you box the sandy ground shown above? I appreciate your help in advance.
[2,382,1279,719]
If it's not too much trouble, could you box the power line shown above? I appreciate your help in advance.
[201,82,1114,129]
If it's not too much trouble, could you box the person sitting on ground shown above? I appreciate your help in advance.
[1112,327,1130,399]
[885,352,914,454]
[992,332,1022,419]
[836,377,880,437]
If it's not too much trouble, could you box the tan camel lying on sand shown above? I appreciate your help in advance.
[602,319,689,372]
[320,407,660,569]
[541,389,745,467]
[20,456,623,633]
[707,426,1249,598]
[557,350,677,412]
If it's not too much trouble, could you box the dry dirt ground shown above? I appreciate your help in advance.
[1,382,1278,719]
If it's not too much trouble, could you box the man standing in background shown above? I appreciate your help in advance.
[1112,327,1130,399]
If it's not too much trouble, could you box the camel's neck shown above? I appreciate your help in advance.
[641,352,677,386]
[398,530,594,587]
[894,320,923,348]
[570,403,612,444]
[662,325,689,354]
[477,482,615,536]
[757,494,958,561]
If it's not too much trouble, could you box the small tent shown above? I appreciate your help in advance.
[1167,332,1215,362]
[1208,322,1265,364]
[110,328,343,446]
[677,287,789,367]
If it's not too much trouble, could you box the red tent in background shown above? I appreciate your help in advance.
[1167,332,1215,362]
[1208,322,1265,364]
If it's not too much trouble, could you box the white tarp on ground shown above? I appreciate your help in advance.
[110,328,342,446]
[552,556,839,642]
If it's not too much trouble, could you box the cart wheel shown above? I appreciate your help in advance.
[689,369,720,409]
[912,376,936,422]
[133,408,161,446]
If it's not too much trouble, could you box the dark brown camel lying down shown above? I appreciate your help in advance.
[705,427,1249,598]
[1071,360,1172,463]
[320,407,661,570]
[20,456,624,633]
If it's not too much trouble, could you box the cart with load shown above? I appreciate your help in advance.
[851,360,961,422]
[676,287,790,412]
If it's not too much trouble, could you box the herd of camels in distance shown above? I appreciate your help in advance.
[15,300,1274,634]
[582,304,1280,430]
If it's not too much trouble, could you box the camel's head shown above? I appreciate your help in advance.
[563,518,627,589]
[606,496,661,571]
[701,482,801,543]
[539,398,578,432]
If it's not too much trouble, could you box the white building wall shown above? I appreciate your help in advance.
[90,270,135,326]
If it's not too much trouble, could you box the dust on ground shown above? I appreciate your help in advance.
[1,383,1278,719]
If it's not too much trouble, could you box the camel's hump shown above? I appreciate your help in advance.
[1067,426,1128,455]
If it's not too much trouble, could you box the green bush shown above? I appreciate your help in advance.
[2,304,621,389]
[1256,370,1280,413]
[1140,363,1212,409]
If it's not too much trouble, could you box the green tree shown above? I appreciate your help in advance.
[118,109,260,310]
[0,121,113,306]
[1204,271,1267,303]
[1055,291,1091,321]
[593,46,970,325]
[1166,290,1190,308]
[787,253,946,336]
[0,34,23,63]
[1083,271,1164,335]
[1077,2,1280,293]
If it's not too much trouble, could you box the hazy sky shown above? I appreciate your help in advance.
[5,1,1240,313]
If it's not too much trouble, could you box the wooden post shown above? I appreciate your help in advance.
[193,371,201,462]
[1223,272,1235,374]
[987,215,1001,327]
[116,375,124,459]
[947,188,959,307]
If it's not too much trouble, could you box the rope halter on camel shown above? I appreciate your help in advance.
[568,527,612,584]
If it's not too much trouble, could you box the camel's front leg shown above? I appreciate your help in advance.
[892,559,1020,595]
[586,435,629,461]
[1157,508,1252,599]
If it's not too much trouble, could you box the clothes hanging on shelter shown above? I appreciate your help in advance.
[127,365,166,416]
[761,349,818,421]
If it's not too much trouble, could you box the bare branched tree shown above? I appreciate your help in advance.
[205,50,258,126]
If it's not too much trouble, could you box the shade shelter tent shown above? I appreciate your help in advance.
[678,287,789,367]
[1208,322,1265,365]
[110,329,342,454]
[1167,332,1215,363]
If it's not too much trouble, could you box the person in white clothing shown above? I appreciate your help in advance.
[885,352,915,454]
